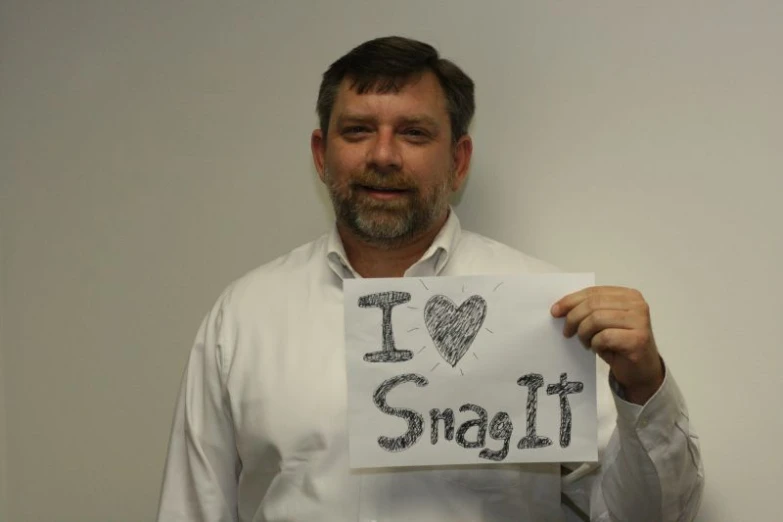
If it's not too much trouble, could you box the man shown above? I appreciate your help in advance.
[157,36,703,521]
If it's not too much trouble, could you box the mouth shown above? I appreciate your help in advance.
[355,184,413,200]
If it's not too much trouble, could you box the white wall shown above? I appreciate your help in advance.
[0,44,11,517]
[0,220,8,522]
[0,1,781,520]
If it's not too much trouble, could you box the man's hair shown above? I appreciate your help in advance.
[316,36,475,143]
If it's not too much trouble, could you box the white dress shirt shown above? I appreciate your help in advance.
[157,212,704,522]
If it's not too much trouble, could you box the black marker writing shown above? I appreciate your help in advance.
[479,411,513,461]
[359,291,413,363]
[516,373,553,449]
[369,371,586,460]
[429,408,455,444]
[424,294,487,367]
[455,403,488,449]
[547,372,584,448]
[373,373,428,452]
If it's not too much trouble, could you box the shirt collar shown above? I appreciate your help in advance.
[326,209,462,280]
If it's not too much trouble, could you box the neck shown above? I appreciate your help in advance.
[338,213,449,278]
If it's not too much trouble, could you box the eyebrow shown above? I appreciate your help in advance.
[336,113,441,130]
[399,115,441,129]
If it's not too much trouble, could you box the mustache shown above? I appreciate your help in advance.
[350,171,417,191]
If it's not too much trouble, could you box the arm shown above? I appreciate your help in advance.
[588,364,704,521]
[157,295,240,522]
[553,287,704,521]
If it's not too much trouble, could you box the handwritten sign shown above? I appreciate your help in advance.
[344,274,597,469]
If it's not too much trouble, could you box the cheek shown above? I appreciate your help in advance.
[415,155,455,188]
[325,159,362,188]
[327,142,365,170]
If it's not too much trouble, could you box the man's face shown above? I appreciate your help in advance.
[312,71,470,246]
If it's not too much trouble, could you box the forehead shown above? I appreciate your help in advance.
[331,71,449,123]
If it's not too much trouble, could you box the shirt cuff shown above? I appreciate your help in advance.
[611,360,685,436]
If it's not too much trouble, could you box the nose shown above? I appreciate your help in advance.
[367,127,402,173]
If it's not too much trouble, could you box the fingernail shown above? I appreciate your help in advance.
[551,304,560,316]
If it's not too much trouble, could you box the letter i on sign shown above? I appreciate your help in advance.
[516,373,552,449]
[358,291,413,363]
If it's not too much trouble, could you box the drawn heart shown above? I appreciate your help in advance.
[424,294,488,367]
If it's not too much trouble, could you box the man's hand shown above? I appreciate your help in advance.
[551,286,664,405]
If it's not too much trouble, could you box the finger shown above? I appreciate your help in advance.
[589,328,636,355]
[562,298,632,338]
[590,328,653,362]
[589,329,626,365]
[551,286,635,317]
[576,310,642,349]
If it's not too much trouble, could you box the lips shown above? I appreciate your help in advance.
[357,184,411,192]
[355,184,413,201]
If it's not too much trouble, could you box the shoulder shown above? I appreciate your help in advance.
[213,234,330,320]
[189,235,330,376]
[450,229,561,274]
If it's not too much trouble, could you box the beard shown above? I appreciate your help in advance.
[324,167,453,248]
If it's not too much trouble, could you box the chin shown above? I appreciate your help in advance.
[355,218,411,240]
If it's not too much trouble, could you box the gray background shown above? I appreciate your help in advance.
[1,1,781,520]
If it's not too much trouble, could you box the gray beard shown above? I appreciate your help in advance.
[324,169,450,248]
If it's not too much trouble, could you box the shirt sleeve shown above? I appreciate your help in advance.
[565,361,705,521]
[157,293,240,522]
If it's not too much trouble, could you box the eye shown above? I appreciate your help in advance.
[343,126,370,135]
[402,128,431,143]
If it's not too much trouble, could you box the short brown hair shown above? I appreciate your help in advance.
[316,36,475,143]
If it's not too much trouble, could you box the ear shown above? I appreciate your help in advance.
[450,134,473,192]
[311,129,327,183]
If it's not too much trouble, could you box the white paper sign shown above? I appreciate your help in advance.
[344,274,597,469]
